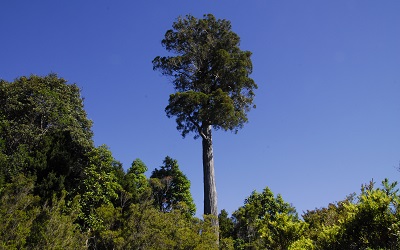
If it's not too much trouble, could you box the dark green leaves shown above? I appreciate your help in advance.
[0,74,94,199]
[154,14,257,139]
[166,88,247,138]
[150,156,196,216]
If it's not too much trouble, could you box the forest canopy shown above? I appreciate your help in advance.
[1,74,399,249]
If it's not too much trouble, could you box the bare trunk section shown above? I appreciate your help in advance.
[201,125,219,242]
[202,126,217,216]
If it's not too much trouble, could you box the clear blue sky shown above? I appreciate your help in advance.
[1,1,399,217]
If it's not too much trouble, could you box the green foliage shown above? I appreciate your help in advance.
[337,180,400,249]
[121,202,218,250]
[219,237,235,250]
[302,195,354,248]
[0,74,94,200]
[3,74,400,250]
[304,180,400,250]
[0,175,86,249]
[232,187,301,249]
[1,74,223,249]
[0,174,40,249]
[27,192,86,249]
[110,160,134,210]
[150,156,196,216]
[288,237,315,250]
[89,204,124,249]
[79,145,122,230]
[259,211,308,249]
[218,209,235,240]
[153,13,257,138]
[124,158,152,204]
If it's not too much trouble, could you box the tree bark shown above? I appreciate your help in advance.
[201,125,219,240]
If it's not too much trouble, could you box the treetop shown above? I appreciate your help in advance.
[153,14,257,139]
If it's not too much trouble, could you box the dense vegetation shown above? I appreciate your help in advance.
[1,75,399,249]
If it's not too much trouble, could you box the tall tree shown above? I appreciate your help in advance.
[150,156,196,216]
[153,14,257,227]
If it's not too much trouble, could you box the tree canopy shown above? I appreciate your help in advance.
[153,14,257,139]
[0,74,93,199]
[0,74,218,249]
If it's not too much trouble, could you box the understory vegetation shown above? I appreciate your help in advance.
[1,75,399,249]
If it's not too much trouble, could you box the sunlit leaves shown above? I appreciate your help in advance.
[121,203,217,250]
[304,180,400,249]
[232,187,300,249]
[259,212,308,250]
[124,158,151,204]
[79,145,121,230]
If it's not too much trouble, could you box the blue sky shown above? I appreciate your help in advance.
[1,1,399,217]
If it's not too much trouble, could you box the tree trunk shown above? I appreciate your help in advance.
[202,125,219,240]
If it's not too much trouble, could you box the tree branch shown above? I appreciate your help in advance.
[188,116,206,140]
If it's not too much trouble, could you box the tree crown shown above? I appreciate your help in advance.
[153,14,257,139]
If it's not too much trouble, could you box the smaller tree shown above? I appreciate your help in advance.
[150,156,196,216]
[218,209,235,249]
[218,209,235,239]
[111,160,133,210]
[124,158,151,204]
[232,187,301,249]
[79,145,121,230]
